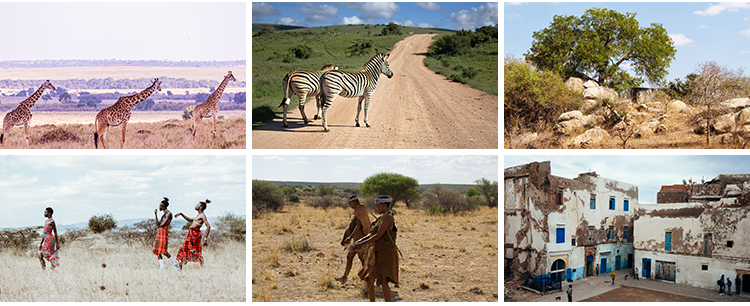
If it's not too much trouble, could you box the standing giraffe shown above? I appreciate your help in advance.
[94,78,161,149]
[192,71,236,141]
[1,80,56,147]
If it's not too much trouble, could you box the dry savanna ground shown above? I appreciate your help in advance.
[0,111,245,149]
[252,203,499,302]
[0,237,246,302]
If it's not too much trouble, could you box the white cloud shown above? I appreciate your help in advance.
[342,16,364,25]
[346,2,400,20]
[505,2,524,5]
[741,28,750,36]
[451,2,498,30]
[297,3,339,23]
[399,20,417,27]
[698,25,708,29]
[275,17,307,27]
[694,2,750,16]
[415,2,441,11]
[263,156,285,161]
[345,157,363,161]
[418,23,433,28]
[669,33,694,46]
[252,2,280,21]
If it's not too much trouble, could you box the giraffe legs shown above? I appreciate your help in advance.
[192,115,203,141]
[1,122,11,146]
[212,113,217,133]
[24,122,30,147]
[120,122,127,149]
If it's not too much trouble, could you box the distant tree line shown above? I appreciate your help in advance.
[0,59,245,69]
[0,77,246,90]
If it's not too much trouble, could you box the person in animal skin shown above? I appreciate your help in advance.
[353,196,399,302]
[335,196,371,284]
[175,199,212,270]
[153,197,178,270]
[39,207,60,270]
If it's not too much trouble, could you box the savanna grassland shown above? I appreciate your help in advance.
[251,24,456,127]
[252,203,498,302]
[0,236,245,302]
[0,111,245,149]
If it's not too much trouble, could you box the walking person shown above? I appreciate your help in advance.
[39,207,60,270]
[719,275,726,295]
[567,285,573,302]
[352,196,399,302]
[175,199,211,270]
[611,270,616,285]
[153,197,178,270]
[634,267,639,280]
[335,196,370,284]
[728,278,733,296]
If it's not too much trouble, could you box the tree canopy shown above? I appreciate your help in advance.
[88,214,117,233]
[526,7,676,90]
[360,172,421,208]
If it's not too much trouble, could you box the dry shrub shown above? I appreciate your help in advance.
[308,195,343,210]
[315,261,335,291]
[266,247,281,268]
[282,236,313,253]
[38,127,82,144]
[422,184,478,215]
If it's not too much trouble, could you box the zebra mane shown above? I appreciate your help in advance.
[363,53,388,70]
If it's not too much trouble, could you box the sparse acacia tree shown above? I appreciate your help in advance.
[475,178,498,207]
[526,8,676,91]
[252,180,285,218]
[88,214,117,233]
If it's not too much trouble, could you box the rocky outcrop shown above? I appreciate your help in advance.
[569,127,609,147]
[583,86,619,102]
[565,77,585,93]
[667,100,688,113]
[554,111,605,135]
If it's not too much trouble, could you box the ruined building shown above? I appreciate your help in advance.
[635,174,750,292]
[505,161,637,285]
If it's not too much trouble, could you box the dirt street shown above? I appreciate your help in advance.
[252,34,498,149]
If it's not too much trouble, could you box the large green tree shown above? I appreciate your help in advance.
[526,7,676,90]
[360,172,421,208]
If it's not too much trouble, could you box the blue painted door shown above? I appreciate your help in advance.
[616,255,621,270]
[642,258,651,278]
[601,258,607,273]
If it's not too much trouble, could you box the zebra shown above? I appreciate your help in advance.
[279,64,338,128]
[318,53,393,132]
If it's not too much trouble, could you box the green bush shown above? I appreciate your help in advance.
[429,34,472,56]
[217,212,246,242]
[289,194,300,203]
[252,180,285,218]
[289,44,313,59]
[422,184,477,215]
[504,56,580,131]
[88,214,117,233]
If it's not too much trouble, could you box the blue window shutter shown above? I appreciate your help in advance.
[624,229,629,240]
[557,228,565,244]
[624,200,629,211]
[665,232,672,251]
[609,197,615,210]
[590,196,596,209]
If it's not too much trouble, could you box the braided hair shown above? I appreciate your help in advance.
[200,199,211,211]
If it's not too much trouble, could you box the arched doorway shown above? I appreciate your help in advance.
[551,259,566,283]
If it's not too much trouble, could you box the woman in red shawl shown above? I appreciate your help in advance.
[39,207,60,270]
[175,199,211,270]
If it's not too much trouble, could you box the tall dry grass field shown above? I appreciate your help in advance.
[252,204,498,302]
[0,238,245,302]
[0,111,245,149]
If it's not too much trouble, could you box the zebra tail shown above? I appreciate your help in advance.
[279,73,293,108]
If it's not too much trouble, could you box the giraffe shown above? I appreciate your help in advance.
[94,78,161,149]
[192,71,236,141]
[1,80,56,147]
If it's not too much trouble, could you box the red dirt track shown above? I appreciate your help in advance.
[252,34,498,149]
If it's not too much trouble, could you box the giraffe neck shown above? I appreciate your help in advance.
[19,85,48,110]
[206,77,231,105]
[123,83,157,109]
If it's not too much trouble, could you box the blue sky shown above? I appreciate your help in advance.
[0,155,246,228]
[252,155,498,185]
[504,154,750,204]
[504,2,750,83]
[252,2,498,30]
[0,2,245,61]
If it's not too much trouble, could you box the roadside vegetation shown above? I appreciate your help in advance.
[423,25,499,95]
[251,23,455,127]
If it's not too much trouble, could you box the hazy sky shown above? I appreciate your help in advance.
[0,155,246,228]
[504,154,750,204]
[504,2,750,83]
[0,2,245,61]
[252,2,498,30]
[252,155,498,185]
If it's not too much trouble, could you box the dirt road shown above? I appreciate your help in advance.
[252,34,498,149]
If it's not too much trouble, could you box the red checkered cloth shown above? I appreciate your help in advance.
[152,226,169,255]
[176,227,204,264]
[41,223,60,267]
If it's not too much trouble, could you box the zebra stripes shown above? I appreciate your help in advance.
[319,53,393,132]
[279,64,338,128]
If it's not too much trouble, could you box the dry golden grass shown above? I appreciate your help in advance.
[251,203,498,302]
[0,112,245,149]
[0,237,245,302]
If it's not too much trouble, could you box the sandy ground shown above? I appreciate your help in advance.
[252,34,499,149]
